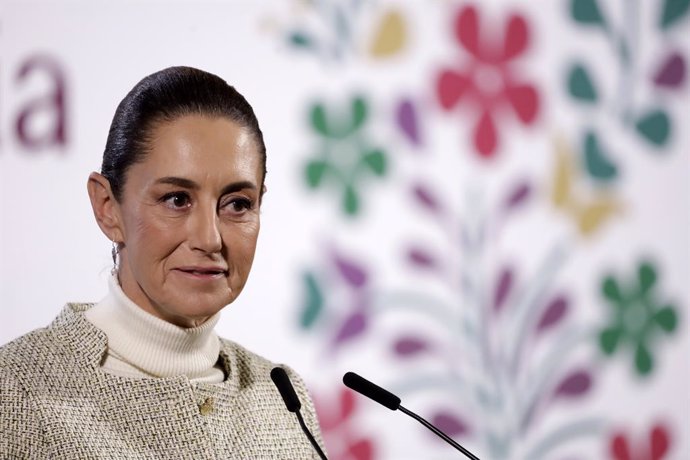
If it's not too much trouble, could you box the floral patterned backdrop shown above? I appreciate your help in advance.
[1,1,688,459]
[267,1,688,458]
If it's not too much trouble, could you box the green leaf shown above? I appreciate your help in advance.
[634,342,653,375]
[343,183,360,215]
[310,104,330,137]
[602,276,623,303]
[306,159,330,188]
[351,97,368,131]
[654,305,678,333]
[571,0,607,28]
[334,5,350,43]
[583,130,617,180]
[362,149,387,176]
[661,0,690,29]
[599,326,622,354]
[300,272,324,329]
[617,36,631,67]
[289,30,314,48]
[568,64,598,102]
[638,262,657,293]
[635,109,671,147]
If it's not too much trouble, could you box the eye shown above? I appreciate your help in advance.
[161,192,191,209]
[220,196,253,216]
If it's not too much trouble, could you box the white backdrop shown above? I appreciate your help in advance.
[2,1,689,459]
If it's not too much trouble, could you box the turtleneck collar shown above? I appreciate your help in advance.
[84,274,224,382]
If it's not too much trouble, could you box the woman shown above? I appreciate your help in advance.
[0,67,325,459]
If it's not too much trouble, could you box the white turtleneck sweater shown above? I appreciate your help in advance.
[84,274,225,383]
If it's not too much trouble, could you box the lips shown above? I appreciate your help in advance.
[175,266,228,276]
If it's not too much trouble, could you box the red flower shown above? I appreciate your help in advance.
[436,5,539,158]
[314,388,377,460]
[610,423,671,460]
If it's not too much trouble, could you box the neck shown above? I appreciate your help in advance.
[84,274,225,382]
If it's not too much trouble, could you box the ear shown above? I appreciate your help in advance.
[87,172,125,243]
[259,184,267,205]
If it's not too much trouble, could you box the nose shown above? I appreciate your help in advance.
[189,203,222,254]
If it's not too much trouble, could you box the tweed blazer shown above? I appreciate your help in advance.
[0,303,325,459]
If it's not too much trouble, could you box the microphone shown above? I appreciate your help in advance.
[343,372,480,460]
[271,367,328,460]
[271,366,302,412]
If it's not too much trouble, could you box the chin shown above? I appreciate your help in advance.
[184,300,228,317]
[169,294,231,322]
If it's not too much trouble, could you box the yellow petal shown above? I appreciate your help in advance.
[369,10,406,57]
[577,197,620,236]
[551,137,574,208]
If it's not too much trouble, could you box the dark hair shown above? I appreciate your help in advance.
[101,66,266,201]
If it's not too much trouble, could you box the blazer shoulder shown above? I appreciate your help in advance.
[0,326,52,370]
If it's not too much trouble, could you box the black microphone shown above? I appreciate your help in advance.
[270,367,328,460]
[271,366,302,412]
[343,371,401,410]
[343,372,480,460]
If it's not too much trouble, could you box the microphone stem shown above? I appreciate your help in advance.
[295,410,328,460]
[398,405,480,460]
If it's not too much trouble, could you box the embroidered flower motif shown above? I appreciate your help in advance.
[304,96,388,216]
[436,5,539,158]
[599,261,679,376]
[610,422,671,460]
[550,136,621,237]
[563,0,688,180]
[315,388,376,460]
[299,248,372,352]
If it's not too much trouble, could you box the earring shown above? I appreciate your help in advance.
[111,240,119,274]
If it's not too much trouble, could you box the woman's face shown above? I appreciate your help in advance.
[114,115,263,328]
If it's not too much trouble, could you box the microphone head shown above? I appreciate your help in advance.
[343,371,401,411]
[271,367,302,413]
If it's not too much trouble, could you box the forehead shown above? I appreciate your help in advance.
[137,114,262,184]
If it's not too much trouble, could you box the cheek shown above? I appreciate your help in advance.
[222,223,260,267]
[124,209,183,261]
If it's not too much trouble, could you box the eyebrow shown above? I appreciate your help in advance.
[155,176,257,195]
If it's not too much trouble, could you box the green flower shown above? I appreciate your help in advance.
[304,96,388,216]
[599,261,679,376]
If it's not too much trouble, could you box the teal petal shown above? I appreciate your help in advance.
[571,0,608,28]
[343,183,359,215]
[351,97,368,132]
[634,342,654,376]
[660,0,690,29]
[602,276,623,303]
[299,272,323,329]
[617,35,630,67]
[568,64,598,103]
[310,104,330,137]
[653,305,678,333]
[288,30,314,48]
[305,159,330,188]
[362,149,387,176]
[334,6,350,44]
[599,326,623,355]
[635,109,671,147]
[638,262,657,293]
[583,130,617,180]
